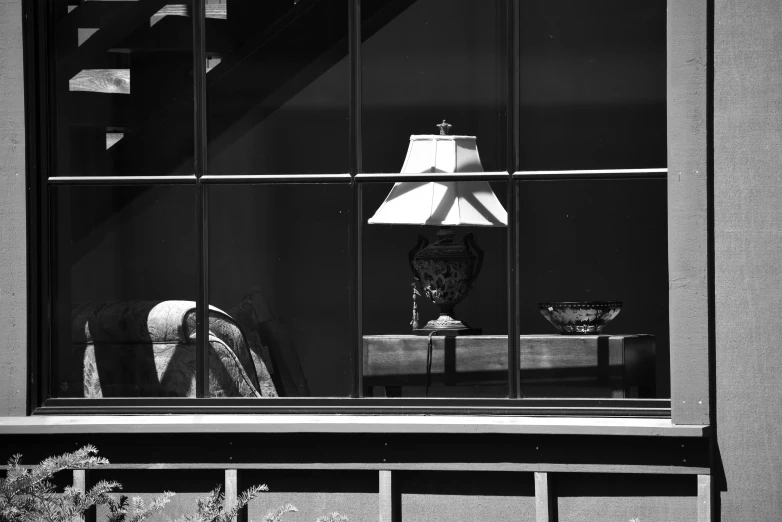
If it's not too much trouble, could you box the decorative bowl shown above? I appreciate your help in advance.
[537,301,623,335]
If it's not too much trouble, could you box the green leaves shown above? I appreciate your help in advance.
[262,503,298,522]
[171,484,269,522]
[105,491,174,522]
[0,445,114,522]
[315,512,349,522]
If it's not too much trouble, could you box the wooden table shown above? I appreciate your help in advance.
[363,334,655,398]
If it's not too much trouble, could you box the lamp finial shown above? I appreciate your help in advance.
[437,120,452,136]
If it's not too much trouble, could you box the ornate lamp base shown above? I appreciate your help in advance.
[409,228,485,337]
[413,313,482,336]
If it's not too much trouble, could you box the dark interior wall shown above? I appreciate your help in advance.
[208,0,671,397]
[51,186,199,391]
[59,186,198,305]
[714,0,782,518]
[361,0,506,173]
[518,0,667,171]
[517,179,670,396]
[208,184,353,397]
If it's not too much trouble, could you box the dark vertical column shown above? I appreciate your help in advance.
[507,0,521,398]
[194,0,209,397]
[350,0,363,397]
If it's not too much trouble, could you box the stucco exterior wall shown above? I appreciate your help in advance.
[714,0,782,518]
[0,0,26,417]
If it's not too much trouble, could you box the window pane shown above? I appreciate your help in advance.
[206,1,349,175]
[362,181,509,398]
[208,184,352,397]
[517,179,669,398]
[52,185,198,398]
[52,1,193,176]
[519,0,666,170]
[362,0,507,173]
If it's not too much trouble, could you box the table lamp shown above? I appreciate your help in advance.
[368,121,508,335]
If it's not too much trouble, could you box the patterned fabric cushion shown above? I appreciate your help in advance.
[68,301,278,398]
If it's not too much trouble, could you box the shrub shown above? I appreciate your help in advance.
[0,447,346,522]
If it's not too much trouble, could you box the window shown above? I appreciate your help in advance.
[27,0,685,416]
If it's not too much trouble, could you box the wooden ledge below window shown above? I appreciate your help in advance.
[0,415,708,437]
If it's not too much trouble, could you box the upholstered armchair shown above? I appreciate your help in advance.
[67,300,278,398]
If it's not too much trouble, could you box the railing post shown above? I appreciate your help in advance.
[72,469,95,522]
[534,472,556,522]
[379,470,399,522]
[225,469,242,522]
[697,474,711,522]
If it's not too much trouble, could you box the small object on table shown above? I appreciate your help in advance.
[537,301,623,335]
[410,282,421,331]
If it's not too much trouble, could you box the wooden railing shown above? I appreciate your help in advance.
[1,415,712,521]
[63,467,710,522]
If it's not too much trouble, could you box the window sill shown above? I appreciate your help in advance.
[0,415,708,437]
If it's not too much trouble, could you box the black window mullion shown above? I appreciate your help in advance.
[507,0,521,399]
[349,0,363,397]
[193,0,209,398]
[31,0,54,410]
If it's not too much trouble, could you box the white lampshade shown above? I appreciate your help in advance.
[400,135,484,173]
[368,134,508,227]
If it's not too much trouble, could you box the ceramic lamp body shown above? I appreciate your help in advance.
[410,229,484,332]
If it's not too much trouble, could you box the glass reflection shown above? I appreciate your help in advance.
[206,0,349,174]
[52,1,193,176]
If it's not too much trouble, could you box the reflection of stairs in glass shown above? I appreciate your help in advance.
[60,0,417,176]
[59,0,203,175]
[151,4,227,26]
[69,69,129,94]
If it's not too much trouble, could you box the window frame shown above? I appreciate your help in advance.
[22,0,710,424]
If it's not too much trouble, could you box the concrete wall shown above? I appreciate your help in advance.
[0,0,26,416]
[714,0,782,518]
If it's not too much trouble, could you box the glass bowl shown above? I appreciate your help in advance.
[537,301,623,335]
